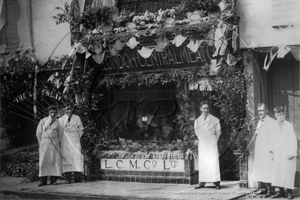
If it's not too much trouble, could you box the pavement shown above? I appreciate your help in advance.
[0,176,258,200]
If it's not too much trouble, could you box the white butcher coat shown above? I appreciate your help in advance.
[36,117,63,177]
[252,115,276,183]
[194,114,221,182]
[271,120,297,189]
[60,114,84,173]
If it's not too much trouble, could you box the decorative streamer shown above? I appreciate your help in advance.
[33,65,38,119]
[63,56,77,100]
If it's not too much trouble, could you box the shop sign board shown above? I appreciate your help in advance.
[101,159,185,172]
[94,43,214,74]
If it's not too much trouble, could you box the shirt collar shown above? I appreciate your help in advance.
[260,115,268,122]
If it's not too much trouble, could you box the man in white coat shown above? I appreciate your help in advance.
[36,105,63,186]
[194,101,222,189]
[252,103,276,197]
[270,106,297,199]
[60,103,84,184]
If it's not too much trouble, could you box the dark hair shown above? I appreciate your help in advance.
[47,105,57,111]
[64,102,72,109]
[200,100,209,108]
[257,103,268,110]
[274,106,285,114]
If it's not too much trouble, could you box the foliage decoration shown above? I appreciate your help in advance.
[53,0,222,45]
[0,151,39,182]
[0,57,251,159]
[97,66,210,88]
[53,1,81,30]
[0,56,75,101]
[92,64,252,154]
[1,0,251,161]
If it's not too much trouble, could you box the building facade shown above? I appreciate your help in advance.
[237,0,300,188]
[1,0,299,188]
[0,0,71,66]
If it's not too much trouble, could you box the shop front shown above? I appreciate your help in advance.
[89,43,214,184]
[84,37,241,184]
[67,0,244,185]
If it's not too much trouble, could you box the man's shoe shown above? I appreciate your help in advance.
[195,185,205,189]
[74,172,82,183]
[50,176,58,185]
[38,182,47,186]
[216,185,221,190]
[263,192,273,198]
[38,177,47,186]
[65,172,72,184]
[271,192,285,198]
[255,189,267,195]
[287,193,294,199]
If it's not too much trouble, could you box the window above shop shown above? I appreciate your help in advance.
[272,0,300,28]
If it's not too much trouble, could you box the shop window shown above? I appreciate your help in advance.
[97,83,183,143]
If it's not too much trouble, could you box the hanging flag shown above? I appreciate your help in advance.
[263,51,278,71]
[137,47,154,59]
[277,45,291,58]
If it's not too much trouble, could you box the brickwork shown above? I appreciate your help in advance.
[88,158,198,185]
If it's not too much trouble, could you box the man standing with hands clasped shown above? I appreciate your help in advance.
[60,103,84,184]
[36,105,63,186]
[270,106,297,199]
[252,103,276,197]
[194,101,222,190]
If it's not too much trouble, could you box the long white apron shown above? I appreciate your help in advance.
[194,114,221,182]
[252,115,276,183]
[60,114,84,173]
[36,117,62,177]
[271,121,297,189]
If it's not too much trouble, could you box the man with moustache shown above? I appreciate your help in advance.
[252,103,276,197]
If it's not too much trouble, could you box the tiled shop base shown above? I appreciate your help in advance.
[88,159,198,185]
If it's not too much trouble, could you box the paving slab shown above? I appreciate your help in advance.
[0,176,257,200]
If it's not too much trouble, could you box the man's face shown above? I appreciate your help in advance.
[49,109,57,120]
[275,112,285,122]
[65,107,72,115]
[257,105,268,119]
[200,104,210,115]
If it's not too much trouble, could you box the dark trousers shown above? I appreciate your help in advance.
[65,172,82,183]
[50,176,58,184]
[278,187,286,195]
[39,176,47,184]
[39,176,57,185]
[74,172,82,182]
[286,188,293,195]
[200,181,220,186]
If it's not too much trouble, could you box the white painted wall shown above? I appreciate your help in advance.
[237,0,300,48]
[31,0,72,61]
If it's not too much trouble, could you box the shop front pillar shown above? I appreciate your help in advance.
[234,150,248,188]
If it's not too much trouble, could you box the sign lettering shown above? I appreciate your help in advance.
[101,159,185,171]
[95,43,214,74]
